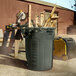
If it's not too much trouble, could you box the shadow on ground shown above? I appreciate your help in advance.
[0,46,28,69]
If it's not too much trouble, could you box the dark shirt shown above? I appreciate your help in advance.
[15,29,23,40]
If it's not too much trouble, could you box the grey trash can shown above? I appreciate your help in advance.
[25,27,55,71]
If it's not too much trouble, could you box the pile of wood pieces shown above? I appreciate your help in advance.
[28,5,59,28]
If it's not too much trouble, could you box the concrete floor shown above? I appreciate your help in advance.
[0,46,76,76]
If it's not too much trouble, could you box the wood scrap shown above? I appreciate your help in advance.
[40,13,44,26]
[28,4,32,27]
[51,16,59,20]
[35,16,39,27]
[44,5,56,27]
[51,20,57,27]
[37,23,42,27]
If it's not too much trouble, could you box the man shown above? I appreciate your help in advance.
[14,10,26,58]
[14,23,23,58]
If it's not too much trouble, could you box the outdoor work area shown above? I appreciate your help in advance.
[0,0,76,76]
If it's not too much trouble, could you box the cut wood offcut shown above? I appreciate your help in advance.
[44,5,58,27]
[28,4,32,27]
[28,4,59,28]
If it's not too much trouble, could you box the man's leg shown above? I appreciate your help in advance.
[14,40,20,58]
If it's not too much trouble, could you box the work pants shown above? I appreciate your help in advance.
[14,40,20,58]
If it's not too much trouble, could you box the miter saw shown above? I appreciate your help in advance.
[6,10,26,31]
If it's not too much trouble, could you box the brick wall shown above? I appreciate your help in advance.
[0,0,74,34]
[58,10,74,34]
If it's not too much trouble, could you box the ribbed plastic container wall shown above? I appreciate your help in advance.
[63,38,76,59]
[25,27,55,71]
